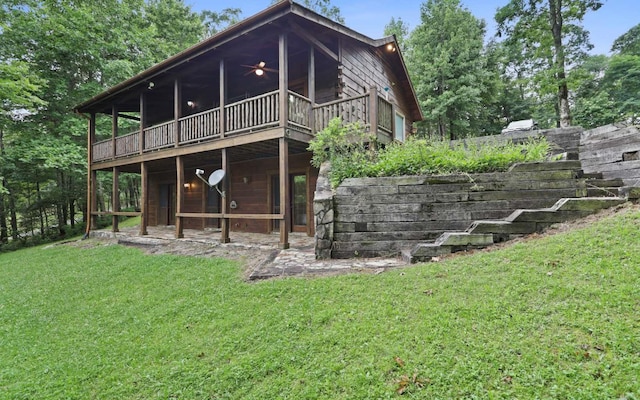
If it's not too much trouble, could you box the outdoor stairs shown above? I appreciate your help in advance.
[402,175,638,264]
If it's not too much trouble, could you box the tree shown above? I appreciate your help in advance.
[201,8,241,38]
[496,0,602,128]
[407,0,494,139]
[0,0,240,246]
[384,17,410,52]
[271,0,344,24]
[0,61,47,242]
[611,23,640,56]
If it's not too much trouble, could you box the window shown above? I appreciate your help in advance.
[394,111,405,141]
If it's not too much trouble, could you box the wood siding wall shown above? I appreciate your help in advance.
[340,41,413,137]
[147,153,318,234]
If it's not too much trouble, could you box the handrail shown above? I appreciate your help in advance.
[90,89,395,163]
[312,92,368,109]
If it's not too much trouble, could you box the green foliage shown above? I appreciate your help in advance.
[1,206,639,398]
[611,23,640,56]
[371,137,550,176]
[407,0,494,139]
[308,118,376,187]
[496,0,602,128]
[309,119,550,187]
[271,0,344,24]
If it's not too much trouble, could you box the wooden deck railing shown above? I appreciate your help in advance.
[225,90,279,134]
[91,90,395,162]
[377,97,393,134]
[313,93,369,133]
[115,131,139,157]
[180,108,220,144]
[144,120,175,150]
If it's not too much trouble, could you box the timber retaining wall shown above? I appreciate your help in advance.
[322,160,586,259]
[314,123,640,259]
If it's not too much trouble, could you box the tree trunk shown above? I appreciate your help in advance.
[0,128,7,243]
[8,187,18,241]
[0,184,7,244]
[36,181,45,238]
[549,0,571,127]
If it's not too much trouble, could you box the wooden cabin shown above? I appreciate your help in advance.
[74,0,422,249]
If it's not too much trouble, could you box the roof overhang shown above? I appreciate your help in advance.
[74,0,422,121]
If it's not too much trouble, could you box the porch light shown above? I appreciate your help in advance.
[183,183,190,189]
[386,43,396,52]
[186,100,196,108]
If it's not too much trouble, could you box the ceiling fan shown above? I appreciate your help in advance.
[241,61,278,77]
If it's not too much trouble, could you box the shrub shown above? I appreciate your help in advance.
[308,119,551,187]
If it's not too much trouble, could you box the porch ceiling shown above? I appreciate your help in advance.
[82,17,336,122]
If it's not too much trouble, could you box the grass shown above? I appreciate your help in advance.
[1,208,639,399]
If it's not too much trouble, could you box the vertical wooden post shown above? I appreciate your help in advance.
[174,78,181,147]
[90,170,97,230]
[87,113,97,231]
[308,46,315,133]
[220,148,230,243]
[279,33,289,128]
[139,93,145,155]
[140,161,148,235]
[219,59,226,138]
[369,87,379,141]
[112,105,118,159]
[176,156,184,238]
[112,166,120,232]
[279,137,290,249]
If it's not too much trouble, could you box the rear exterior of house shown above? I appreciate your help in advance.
[75,0,422,248]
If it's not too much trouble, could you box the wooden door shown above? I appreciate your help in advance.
[270,173,308,232]
[158,183,176,226]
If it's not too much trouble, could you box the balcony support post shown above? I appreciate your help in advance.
[279,137,290,249]
[219,59,226,138]
[112,166,120,232]
[279,32,289,128]
[139,93,145,155]
[220,148,230,243]
[112,105,118,159]
[308,45,315,133]
[174,78,181,147]
[369,87,379,143]
[175,156,184,238]
[140,161,148,235]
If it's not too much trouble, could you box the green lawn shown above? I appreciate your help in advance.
[1,208,639,399]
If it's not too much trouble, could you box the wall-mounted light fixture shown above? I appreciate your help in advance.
[186,100,196,108]
[183,183,190,189]
[242,176,250,184]
[386,43,396,52]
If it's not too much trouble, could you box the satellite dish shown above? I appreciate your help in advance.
[208,169,226,187]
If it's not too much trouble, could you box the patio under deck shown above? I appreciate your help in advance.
[89,224,405,280]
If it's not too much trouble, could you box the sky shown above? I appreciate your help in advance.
[188,0,638,56]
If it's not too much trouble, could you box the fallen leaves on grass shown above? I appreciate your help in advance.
[396,373,429,395]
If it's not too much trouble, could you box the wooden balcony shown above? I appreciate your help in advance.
[92,90,394,163]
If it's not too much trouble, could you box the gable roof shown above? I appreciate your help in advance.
[74,0,422,122]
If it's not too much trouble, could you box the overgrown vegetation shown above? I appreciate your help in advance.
[309,119,550,187]
[1,206,638,398]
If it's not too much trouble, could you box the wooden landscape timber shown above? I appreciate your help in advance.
[316,124,640,261]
